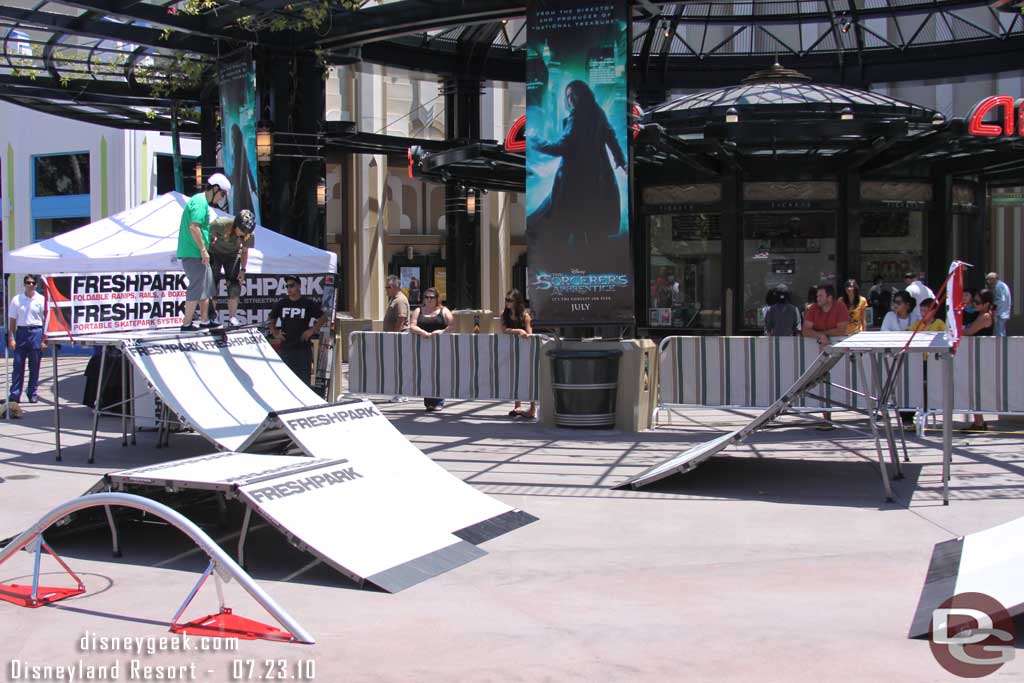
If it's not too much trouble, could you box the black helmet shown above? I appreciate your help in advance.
[235,209,256,234]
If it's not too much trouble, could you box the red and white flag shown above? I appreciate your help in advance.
[946,261,967,349]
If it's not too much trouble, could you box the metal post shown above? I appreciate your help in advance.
[53,342,62,461]
[871,353,903,479]
[104,505,121,557]
[87,346,108,464]
[129,362,137,445]
[121,351,128,447]
[170,561,214,625]
[857,352,894,502]
[238,504,253,569]
[30,535,43,604]
[943,350,954,505]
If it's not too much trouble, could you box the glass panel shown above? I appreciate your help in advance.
[155,154,199,195]
[742,211,837,329]
[860,210,927,296]
[34,153,89,196]
[648,213,722,330]
[36,216,89,241]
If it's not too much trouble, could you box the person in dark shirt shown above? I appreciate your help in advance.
[269,275,328,388]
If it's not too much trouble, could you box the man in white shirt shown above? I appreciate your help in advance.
[986,272,1012,336]
[7,274,48,410]
[903,271,934,322]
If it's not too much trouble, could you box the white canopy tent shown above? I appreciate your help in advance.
[5,192,336,275]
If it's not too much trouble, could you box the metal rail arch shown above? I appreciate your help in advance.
[0,492,314,644]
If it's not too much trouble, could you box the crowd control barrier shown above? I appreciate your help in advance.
[348,332,542,402]
[655,335,924,421]
[922,336,1024,428]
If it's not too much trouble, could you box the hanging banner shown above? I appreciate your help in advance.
[43,272,331,336]
[219,59,262,224]
[525,0,634,325]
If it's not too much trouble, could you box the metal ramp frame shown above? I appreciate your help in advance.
[620,332,955,504]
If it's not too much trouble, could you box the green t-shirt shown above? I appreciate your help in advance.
[176,193,211,259]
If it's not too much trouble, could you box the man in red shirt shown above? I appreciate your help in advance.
[802,284,848,428]
[802,284,849,345]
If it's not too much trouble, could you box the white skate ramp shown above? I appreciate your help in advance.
[124,329,325,451]
[106,452,486,592]
[267,401,537,543]
[909,515,1024,638]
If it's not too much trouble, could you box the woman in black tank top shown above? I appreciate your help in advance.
[963,288,995,430]
[410,287,453,411]
[500,289,536,419]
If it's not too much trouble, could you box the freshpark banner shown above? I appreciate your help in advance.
[43,272,333,337]
[525,0,634,325]
[219,58,261,224]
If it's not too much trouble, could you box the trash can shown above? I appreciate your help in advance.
[548,349,622,428]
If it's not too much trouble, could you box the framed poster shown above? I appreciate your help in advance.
[433,266,447,305]
[400,266,422,306]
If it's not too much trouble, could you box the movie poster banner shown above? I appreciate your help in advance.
[219,59,261,223]
[526,0,633,325]
[43,273,332,337]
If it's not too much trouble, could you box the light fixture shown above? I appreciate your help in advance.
[316,177,327,208]
[256,118,273,164]
[840,107,854,121]
[194,161,202,190]
[406,245,414,260]
[466,188,477,214]
[725,107,739,124]
[500,18,508,24]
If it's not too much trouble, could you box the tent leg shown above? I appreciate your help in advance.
[129,364,137,445]
[87,346,108,464]
[53,342,62,462]
[121,353,128,447]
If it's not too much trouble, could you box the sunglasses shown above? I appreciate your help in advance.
[286,282,299,288]
[505,298,515,302]
[24,281,36,286]
[424,294,437,299]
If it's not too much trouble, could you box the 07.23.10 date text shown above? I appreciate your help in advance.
[230,659,316,680]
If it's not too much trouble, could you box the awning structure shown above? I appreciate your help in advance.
[6,192,337,275]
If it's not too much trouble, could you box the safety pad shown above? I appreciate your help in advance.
[122,328,325,452]
[909,515,1024,638]
[265,401,538,542]
[106,453,484,593]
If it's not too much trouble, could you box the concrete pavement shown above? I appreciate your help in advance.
[0,355,1021,681]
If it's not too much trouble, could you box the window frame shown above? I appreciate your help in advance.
[31,151,91,241]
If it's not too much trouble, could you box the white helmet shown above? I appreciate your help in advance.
[207,172,232,193]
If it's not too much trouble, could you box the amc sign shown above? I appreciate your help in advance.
[967,95,1024,137]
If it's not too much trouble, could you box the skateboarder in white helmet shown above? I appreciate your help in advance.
[176,173,232,331]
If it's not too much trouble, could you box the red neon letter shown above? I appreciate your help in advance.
[505,115,526,152]
[967,95,1015,137]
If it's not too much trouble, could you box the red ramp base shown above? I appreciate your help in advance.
[0,583,85,608]
[170,608,296,642]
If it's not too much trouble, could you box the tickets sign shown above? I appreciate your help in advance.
[43,272,334,337]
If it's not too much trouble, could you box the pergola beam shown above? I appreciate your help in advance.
[0,4,220,54]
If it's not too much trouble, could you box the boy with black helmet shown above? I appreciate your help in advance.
[177,173,231,331]
[209,208,256,326]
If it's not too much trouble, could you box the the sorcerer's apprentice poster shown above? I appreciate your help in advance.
[526,0,634,325]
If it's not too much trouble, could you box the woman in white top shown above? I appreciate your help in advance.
[881,290,916,331]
